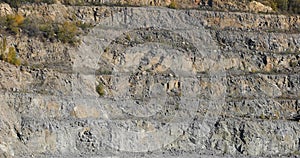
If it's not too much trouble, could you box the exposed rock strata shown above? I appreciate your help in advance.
[0,4,299,158]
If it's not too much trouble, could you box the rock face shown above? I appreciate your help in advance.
[0,4,299,158]
[248,1,273,13]
[0,3,13,15]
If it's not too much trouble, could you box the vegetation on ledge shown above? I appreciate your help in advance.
[0,14,93,45]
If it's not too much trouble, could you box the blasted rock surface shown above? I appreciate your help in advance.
[0,7,299,157]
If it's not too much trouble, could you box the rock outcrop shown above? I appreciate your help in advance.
[0,3,299,158]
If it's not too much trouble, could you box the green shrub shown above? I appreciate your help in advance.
[5,14,25,35]
[96,83,105,96]
[20,18,41,37]
[39,22,57,41]
[7,47,21,66]
[61,0,85,5]
[3,16,84,45]
[287,0,300,13]
[75,21,93,32]
[125,33,131,41]
[0,37,6,61]
[168,0,178,9]
[0,38,21,66]
[0,37,6,54]
[275,0,289,11]
[22,18,81,44]
[57,21,79,45]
